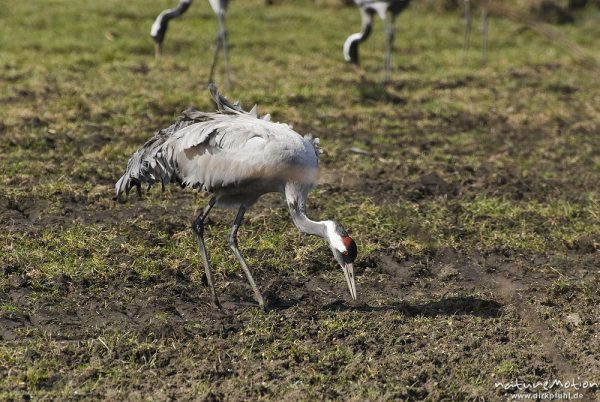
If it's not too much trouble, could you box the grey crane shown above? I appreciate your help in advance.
[463,0,489,63]
[150,0,232,88]
[115,85,358,309]
[343,0,411,81]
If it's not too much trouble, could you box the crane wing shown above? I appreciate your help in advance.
[115,86,306,201]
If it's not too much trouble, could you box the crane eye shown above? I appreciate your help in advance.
[342,250,348,256]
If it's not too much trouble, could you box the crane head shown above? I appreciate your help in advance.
[325,221,358,301]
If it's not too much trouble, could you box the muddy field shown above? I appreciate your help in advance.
[1,1,599,400]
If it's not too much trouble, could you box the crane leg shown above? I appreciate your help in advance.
[383,17,395,83]
[229,206,265,309]
[192,197,222,310]
[219,12,233,91]
[208,31,223,85]
[481,0,489,65]
[463,0,472,61]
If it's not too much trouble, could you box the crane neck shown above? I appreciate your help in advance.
[169,0,193,18]
[285,183,327,238]
[343,22,372,63]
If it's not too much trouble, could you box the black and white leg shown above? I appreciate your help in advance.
[191,197,222,309]
[228,206,265,308]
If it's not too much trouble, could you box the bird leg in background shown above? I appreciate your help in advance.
[228,206,265,308]
[208,11,232,89]
[383,17,395,83]
[218,12,233,91]
[208,30,223,85]
[463,0,472,60]
[192,197,222,309]
[155,43,162,60]
[481,0,489,64]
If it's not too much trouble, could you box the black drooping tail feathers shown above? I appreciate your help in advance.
[114,123,181,203]
[114,85,255,202]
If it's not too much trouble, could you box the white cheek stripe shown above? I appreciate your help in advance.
[325,221,346,253]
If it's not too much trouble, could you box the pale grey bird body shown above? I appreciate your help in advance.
[115,86,358,309]
[115,102,317,209]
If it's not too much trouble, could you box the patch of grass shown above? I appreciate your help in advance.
[493,360,520,377]
[458,195,600,252]
[550,278,572,296]
[0,303,19,313]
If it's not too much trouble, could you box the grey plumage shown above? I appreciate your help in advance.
[115,85,357,309]
[115,85,318,207]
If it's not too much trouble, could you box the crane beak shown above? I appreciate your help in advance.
[341,263,357,301]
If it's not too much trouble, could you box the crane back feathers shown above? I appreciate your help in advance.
[115,86,321,206]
